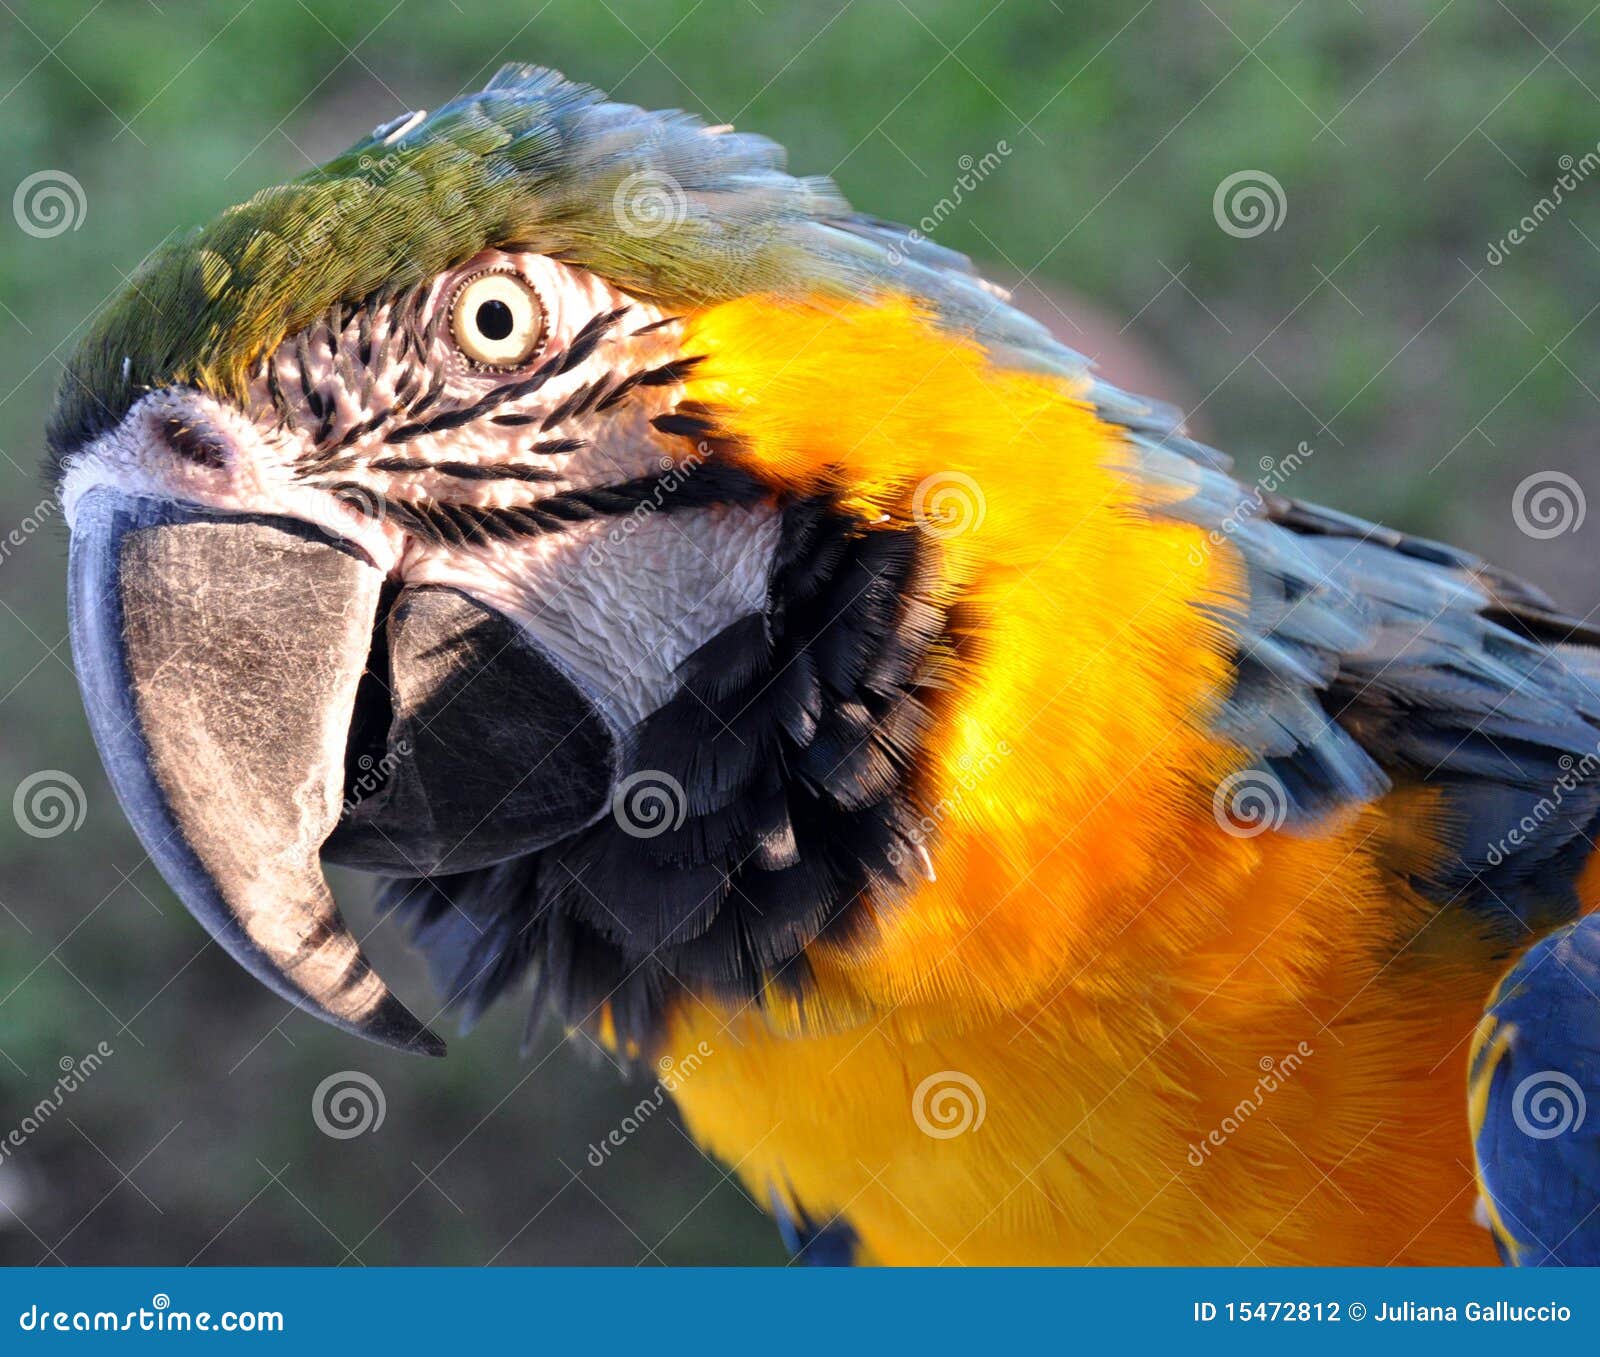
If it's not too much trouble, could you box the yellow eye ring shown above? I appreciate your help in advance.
[450,271,546,369]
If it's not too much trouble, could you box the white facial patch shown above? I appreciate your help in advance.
[401,498,780,730]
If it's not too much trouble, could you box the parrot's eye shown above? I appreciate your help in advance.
[450,271,546,368]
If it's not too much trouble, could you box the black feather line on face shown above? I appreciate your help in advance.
[382,336,614,444]
[325,456,768,546]
[380,494,968,1059]
[368,457,564,484]
[269,288,635,468]
[159,417,228,468]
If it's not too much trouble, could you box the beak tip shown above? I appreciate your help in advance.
[411,1030,449,1059]
[69,490,448,1060]
[346,993,448,1058]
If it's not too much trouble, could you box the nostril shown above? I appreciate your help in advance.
[158,415,229,469]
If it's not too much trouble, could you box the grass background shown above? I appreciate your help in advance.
[0,0,1596,1263]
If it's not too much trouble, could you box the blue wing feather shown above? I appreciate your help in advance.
[1471,916,1600,1266]
[769,1189,860,1267]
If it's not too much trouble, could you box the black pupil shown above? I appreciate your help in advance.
[475,298,515,342]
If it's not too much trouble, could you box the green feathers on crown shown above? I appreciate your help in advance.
[50,64,1072,462]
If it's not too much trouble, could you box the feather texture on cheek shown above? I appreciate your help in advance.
[678,296,1253,1028]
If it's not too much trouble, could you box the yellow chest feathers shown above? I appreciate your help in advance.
[658,297,1500,1264]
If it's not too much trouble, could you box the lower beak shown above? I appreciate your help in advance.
[68,488,444,1056]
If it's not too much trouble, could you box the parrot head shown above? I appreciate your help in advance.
[49,66,1093,1058]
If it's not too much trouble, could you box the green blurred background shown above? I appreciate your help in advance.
[0,0,1595,1264]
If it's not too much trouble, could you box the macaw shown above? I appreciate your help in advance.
[48,66,1600,1266]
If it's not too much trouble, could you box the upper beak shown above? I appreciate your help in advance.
[68,487,445,1057]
